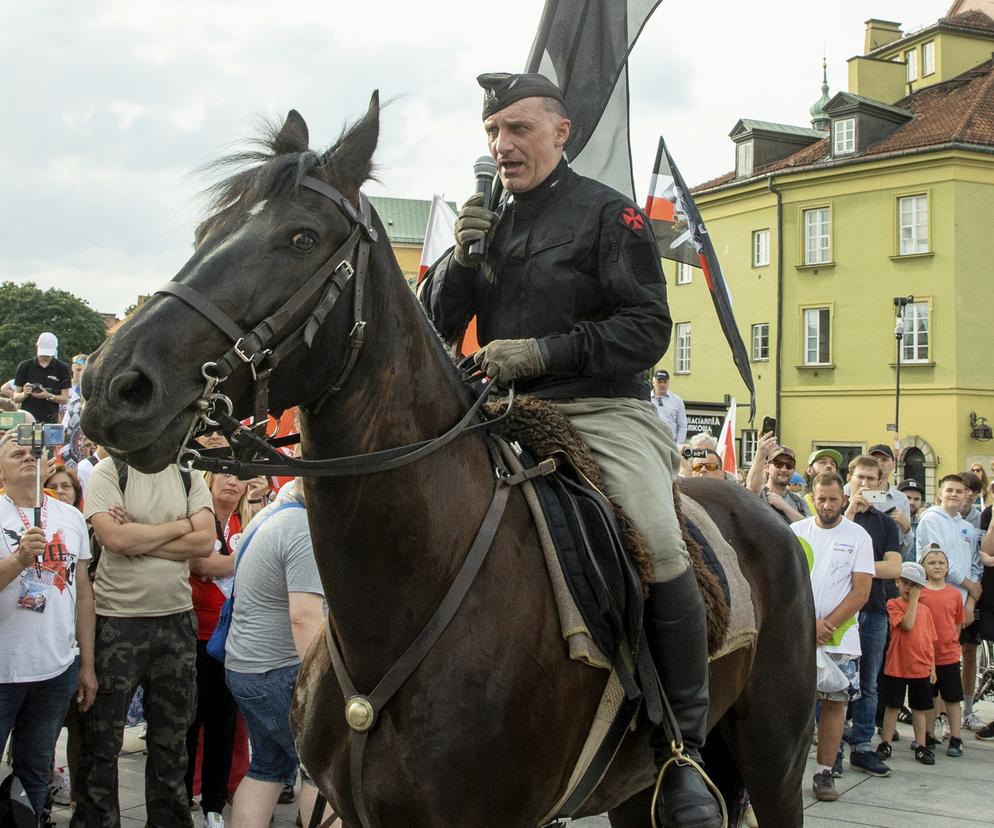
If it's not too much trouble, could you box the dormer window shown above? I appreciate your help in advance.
[833,118,855,155]
[922,41,935,76]
[905,48,918,82]
[736,141,753,177]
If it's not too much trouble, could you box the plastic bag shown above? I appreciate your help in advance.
[816,649,850,694]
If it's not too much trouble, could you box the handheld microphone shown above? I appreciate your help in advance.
[466,155,498,263]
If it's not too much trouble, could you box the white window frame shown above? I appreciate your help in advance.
[900,301,929,363]
[906,48,918,82]
[741,429,758,465]
[803,307,831,366]
[752,229,770,267]
[922,41,935,76]
[803,207,831,265]
[675,261,693,285]
[833,117,855,155]
[751,323,770,361]
[675,322,692,373]
[898,194,928,255]
[736,141,753,177]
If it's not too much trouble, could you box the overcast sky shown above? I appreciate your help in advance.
[1,0,944,315]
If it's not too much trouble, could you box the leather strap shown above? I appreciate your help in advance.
[322,475,512,827]
[154,282,245,344]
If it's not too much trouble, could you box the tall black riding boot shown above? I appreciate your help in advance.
[645,566,722,828]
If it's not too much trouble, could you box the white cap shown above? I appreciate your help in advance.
[36,332,58,357]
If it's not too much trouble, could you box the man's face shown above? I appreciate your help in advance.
[812,482,845,527]
[767,453,795,486]
[871,452,895,480]
[905,489,923,515]
[938,481,966,512]
[809,456,837,476]
[196,432,229,450]
[652,378,669,396]
[960,490,979,517]
[0,440,38,488]
[484,97,571,194]
[36,354,52,368]
[849,464,882,495]
[691,452,724,480]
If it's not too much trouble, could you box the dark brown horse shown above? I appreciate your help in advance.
[80,96,815,827]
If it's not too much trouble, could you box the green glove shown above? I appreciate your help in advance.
[474,339,545,385]
[453,192,497,267]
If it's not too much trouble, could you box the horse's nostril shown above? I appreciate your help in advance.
[108,370,154,409]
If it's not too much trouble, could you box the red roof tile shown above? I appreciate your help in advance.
[694,58,994,192]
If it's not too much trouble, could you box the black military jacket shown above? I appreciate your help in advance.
[423,158,671,400]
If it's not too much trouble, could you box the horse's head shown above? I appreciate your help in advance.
[82,94,382,472]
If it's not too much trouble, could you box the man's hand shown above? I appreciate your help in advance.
[107,505,132,525]
[77,666,98,712]
[755,431,780,463]
[453,192,497,267]
[17,526,45,567]
[766,491,789,514]
[815,618,837,646]
[929,666,937,685]
[474,339,545,385]
[846,490,869,516]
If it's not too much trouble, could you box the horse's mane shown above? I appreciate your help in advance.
[195,111,377,244]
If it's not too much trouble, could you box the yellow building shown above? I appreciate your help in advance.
[659,9,994,495]
[368,196,455,289]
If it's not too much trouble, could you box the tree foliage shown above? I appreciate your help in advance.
[0,282,108,381]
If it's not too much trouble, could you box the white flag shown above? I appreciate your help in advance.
[716,398,737,474]
[418,194,457,284]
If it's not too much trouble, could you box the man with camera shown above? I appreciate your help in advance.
[13,333,71,425]
[0,430,97,818]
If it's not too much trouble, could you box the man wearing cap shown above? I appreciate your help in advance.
[867,445,911,538]
[13,333,71,424]
[422,72,720,826]
[802,449,842,513]
[650,370,686,444]
[897,478,927,562]
[746,434,810,524]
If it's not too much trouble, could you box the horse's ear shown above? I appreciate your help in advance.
[323,90,379,193]
[274,109,310,154]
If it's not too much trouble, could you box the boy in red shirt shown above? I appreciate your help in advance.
[918,544,966,756]
[877,562,938,765]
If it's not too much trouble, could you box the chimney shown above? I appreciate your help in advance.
[864,19,903,54]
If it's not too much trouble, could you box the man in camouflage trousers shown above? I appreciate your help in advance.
[71,460,214,827]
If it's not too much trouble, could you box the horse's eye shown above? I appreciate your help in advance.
[291,232,317,251]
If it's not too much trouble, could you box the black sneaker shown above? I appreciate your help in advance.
[976,722,994,741]
[946,737,964,757]
[876,741,892,759]
[831,754,843,778]
[915,745,935,765]
[278,784,295,804]
[812,769,838,801]
[850,750,892,777]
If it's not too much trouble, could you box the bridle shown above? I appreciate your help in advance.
[157,170,510,479]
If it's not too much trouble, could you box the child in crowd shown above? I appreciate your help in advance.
[918,545,966,756]
[877,562,938,765]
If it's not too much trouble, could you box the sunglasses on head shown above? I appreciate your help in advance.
[692,461,720,472]
[771,459,795,470]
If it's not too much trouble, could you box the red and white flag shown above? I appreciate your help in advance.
[716,398,738,474]
[417,194,457,285]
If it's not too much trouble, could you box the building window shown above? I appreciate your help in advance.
[898,194,928,255]
[751,323,770,361]
[906,48,918,82]
[736,141,753,177]
[833,118,855,155]
[922,41,935,76]
[675,322,692,373]
[803,207,831,265]
[741,429,758,465]
[803,307,831,365]
[675,262,693,284]
[900,301,929,363]
[753,229,770,267]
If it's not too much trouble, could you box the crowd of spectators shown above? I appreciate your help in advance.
[2,331,993,827]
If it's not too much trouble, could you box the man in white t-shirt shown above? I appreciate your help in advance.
[0,432,96,816]
[791,472,873,803]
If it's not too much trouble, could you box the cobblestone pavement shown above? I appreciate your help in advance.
[7,699,990,826]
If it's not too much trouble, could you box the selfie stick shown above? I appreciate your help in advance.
[30,427,43,527]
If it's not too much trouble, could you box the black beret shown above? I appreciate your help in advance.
[478,72,565,120]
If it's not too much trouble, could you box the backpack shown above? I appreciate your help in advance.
[0,773,36,828]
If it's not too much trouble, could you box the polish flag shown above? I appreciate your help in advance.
[716,398,738,474]
[417,194,457,285]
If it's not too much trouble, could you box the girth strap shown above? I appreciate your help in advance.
[322,475,513,828]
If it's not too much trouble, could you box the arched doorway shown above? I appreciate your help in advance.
[902,447,926,490]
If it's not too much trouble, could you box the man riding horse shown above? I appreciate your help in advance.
[422,72,722,828]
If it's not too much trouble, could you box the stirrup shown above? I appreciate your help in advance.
[650,739,728,828]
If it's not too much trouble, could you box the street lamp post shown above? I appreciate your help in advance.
[893,295,914,443]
